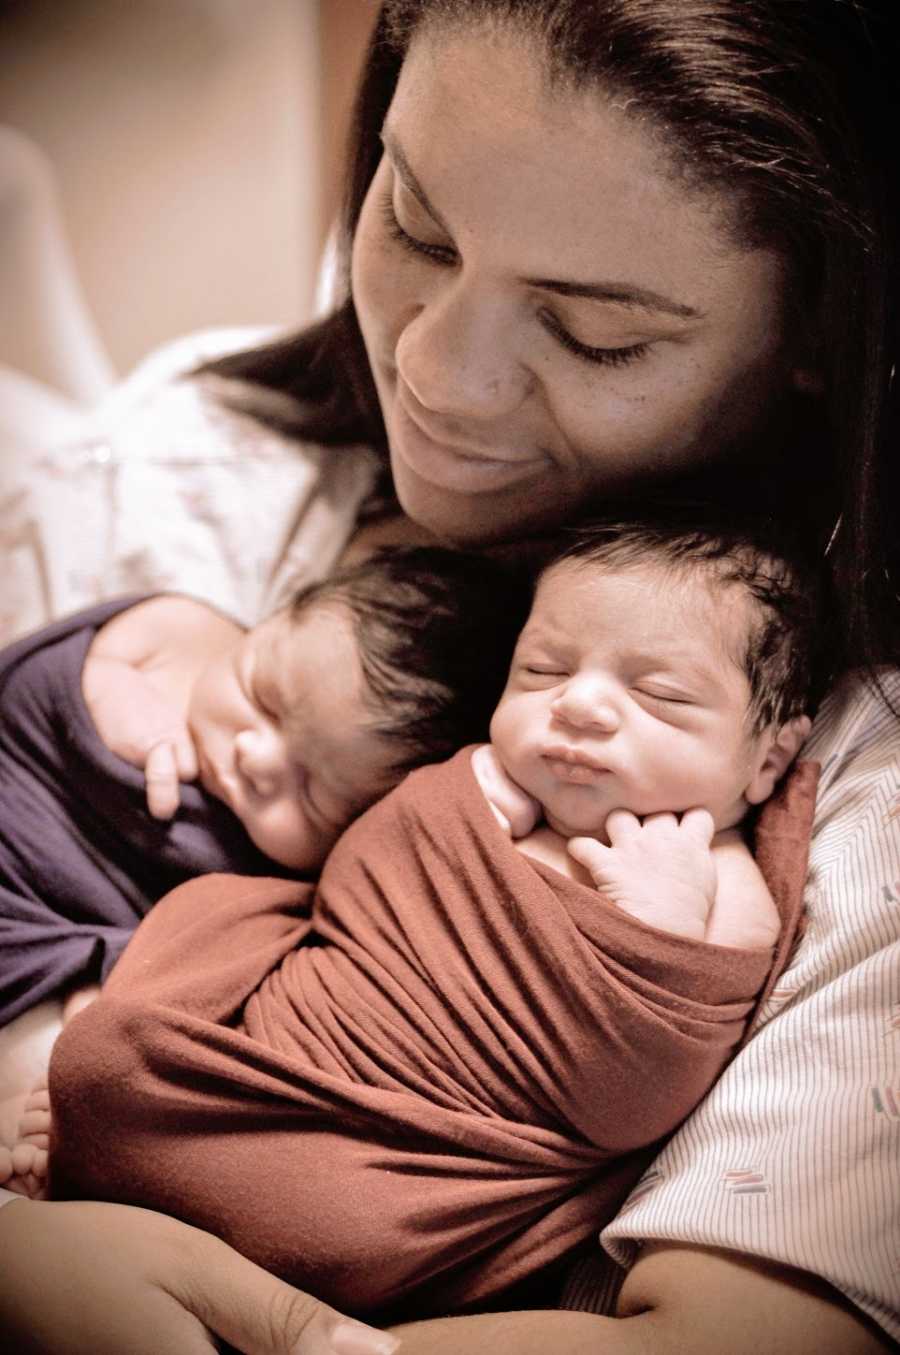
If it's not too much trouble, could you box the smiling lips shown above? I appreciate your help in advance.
[541,745,611,785]
[393,396,545,493]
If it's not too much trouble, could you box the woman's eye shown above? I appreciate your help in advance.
[538,307,650,369]
[381,196,456,267]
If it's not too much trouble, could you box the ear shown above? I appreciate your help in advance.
[744,715,812,806]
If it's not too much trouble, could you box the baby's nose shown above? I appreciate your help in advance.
[551,680,620,732]
[234,728,280,796]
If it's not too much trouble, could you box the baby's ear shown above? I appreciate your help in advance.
[744,715,812,806]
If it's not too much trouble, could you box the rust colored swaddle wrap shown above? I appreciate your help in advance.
[49,748,818,1319]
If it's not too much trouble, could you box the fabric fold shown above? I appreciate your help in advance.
[50,748,818,1319]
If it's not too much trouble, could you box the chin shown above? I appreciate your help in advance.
[394,479,558,546]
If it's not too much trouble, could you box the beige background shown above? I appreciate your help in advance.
[0,0,377,374]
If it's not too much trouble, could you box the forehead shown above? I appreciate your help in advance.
[258,602,357,675]
[261,604,397,787]
[529,557,754,675]
[391,21,782,299]
[255,604,367,734]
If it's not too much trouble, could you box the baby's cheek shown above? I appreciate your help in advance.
[489,695,526,763]
[246,805,319,872]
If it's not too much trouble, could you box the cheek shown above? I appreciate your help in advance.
[246,804,323,871]
[352,190,408,356]
[491,694,540,757]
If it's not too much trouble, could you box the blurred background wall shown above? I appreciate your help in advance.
[0,0,377,375]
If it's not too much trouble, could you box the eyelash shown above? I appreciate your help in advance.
[381,196,650,371]
[538,309,650,370]
[381,196,456,266]
[636,689,691,712]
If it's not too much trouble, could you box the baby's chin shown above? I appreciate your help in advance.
[544,795,750,841]
[543,806,611,844]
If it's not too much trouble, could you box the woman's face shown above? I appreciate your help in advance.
[352,23,799,543]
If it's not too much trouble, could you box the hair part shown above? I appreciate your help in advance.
[287,546,532,774]
[549,508,825,732]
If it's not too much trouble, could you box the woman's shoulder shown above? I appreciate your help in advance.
[101,326,283,411]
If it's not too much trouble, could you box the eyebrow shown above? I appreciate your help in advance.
[381,129,703,322]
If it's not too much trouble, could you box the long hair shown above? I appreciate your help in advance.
[204,0,899,671]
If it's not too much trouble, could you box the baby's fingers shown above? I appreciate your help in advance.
[603,808,643,844]
[680,806,715,845]
[568,835,611,881]
[172,729,198,783]
[145,740,180,820]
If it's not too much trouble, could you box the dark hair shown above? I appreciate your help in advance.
[550,505,825,732]
[287,546,532,773]
[204,1,899,679]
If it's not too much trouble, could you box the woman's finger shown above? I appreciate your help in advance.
[161,1222,400,1355]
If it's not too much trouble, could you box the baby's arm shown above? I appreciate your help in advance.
[569,812,779,949]
[704,827,780,949]
[83,596,239,818]
[470,745,541,838]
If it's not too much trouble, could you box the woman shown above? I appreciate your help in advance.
[1,2,897,1352]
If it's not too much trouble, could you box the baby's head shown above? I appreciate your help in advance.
[188,546,530,869]
[490,512,820,841]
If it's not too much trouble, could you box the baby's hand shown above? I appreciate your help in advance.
[471,745,540,838]
[83,657,198,819]
[568,807,716,941]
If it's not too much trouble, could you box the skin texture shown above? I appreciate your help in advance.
[352,23,800,544]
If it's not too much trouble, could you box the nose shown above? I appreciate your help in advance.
[234,726,282,797]
[396,278,532,422]
[551,677,620,733]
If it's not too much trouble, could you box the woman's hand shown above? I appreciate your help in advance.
[0,1198,399,1355]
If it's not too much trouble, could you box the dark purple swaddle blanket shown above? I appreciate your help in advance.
[0,597,277,1025]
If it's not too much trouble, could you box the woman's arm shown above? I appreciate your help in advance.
[389,1243,896,1354]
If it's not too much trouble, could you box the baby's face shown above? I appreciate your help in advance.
[490,557,776,841]
[186,603,396,870]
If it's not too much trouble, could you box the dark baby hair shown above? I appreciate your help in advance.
[549,506,825,733]
[288,546,532,773]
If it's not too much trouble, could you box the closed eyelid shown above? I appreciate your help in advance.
[381,131,450,236]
